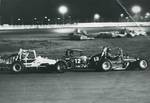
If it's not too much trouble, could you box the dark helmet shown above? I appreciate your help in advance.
[107,48,111,52]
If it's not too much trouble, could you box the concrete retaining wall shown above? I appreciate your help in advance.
[0,22,149,30]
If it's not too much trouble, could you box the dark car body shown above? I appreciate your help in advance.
[55,47,148,72]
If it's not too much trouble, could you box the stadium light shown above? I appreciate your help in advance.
[94,13,100,22]
[44,16,48,19]
[131,5,142,14]
[58,5,68,24]
[145,12,150,17]
[34,17,37,20]
[57,18,61,20]
[58,5,68,15]
[17,18,21,21]
[145,12,150,20]
[125,17,129,22]
[120,13,124,18]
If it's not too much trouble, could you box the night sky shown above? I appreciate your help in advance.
[0,0,150,23]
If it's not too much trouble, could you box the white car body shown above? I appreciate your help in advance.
[23,56,57,68]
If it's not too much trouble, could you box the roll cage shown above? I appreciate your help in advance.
[65,49,84,58]
[101,47,124,60]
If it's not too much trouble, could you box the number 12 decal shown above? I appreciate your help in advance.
[75,59,81,63]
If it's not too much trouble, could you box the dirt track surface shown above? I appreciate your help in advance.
[0,27,150,103]
[0,28,150,60]
[0,71,150,103]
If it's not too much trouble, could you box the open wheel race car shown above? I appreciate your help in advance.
[69,29,95,40]
[55,47,148,72]
[90,47,148,71]
[55,49,89,72]
[0,49,57,73]
[0,47,148,73]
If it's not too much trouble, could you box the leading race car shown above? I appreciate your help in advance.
[90,47,148,71]
[55,47,148,72]
[0,49,57,73]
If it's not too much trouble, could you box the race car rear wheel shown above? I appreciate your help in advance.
[139,60,148,70]
[101,61,112,71]
[55,62,66,73]
[11,62,24,73]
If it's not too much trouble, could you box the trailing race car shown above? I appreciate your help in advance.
[0,49,57,73]
[55,49,89,72]
[55,47,148,72]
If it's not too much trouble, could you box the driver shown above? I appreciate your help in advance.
[106,48,119,60]
[65,50,74,58]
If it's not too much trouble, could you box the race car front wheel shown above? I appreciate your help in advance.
[55,62,66,73]
[139,60,148,70]
[101,61,112,71]
[11,62,24,73]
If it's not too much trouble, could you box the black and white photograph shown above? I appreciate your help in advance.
[0,0,150,103]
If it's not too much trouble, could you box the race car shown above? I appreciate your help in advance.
[0,49,57,73]
[90,47,148,71]
[95,29,147,38]
[68,29,94,40]
[55,49,90,72]
[55,47,148,72]
[95,31,128,38]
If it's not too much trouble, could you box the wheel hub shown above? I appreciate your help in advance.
[13,63,22,72]
[140,60,148,69]
[102,62,111,70]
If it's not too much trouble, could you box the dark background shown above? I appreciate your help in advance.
[0,0,149,24]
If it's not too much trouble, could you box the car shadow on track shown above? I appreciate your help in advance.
[0,68,149,74]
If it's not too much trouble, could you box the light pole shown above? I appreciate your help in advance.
[58,5,68,24]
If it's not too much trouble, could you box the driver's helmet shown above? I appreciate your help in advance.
[21,52,27,59]
[69,50,74,57]
[105,48,112,57]
[106,48,111,53]
[65,50,70,57]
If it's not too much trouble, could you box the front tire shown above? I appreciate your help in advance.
[55,62,66,73]
[11,61,24,73]
[138,60,148,70]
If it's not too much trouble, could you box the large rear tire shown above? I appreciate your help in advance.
[11,61,24,73]
[55,62,66,73]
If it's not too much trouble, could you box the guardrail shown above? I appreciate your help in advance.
[0,22,150,30]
